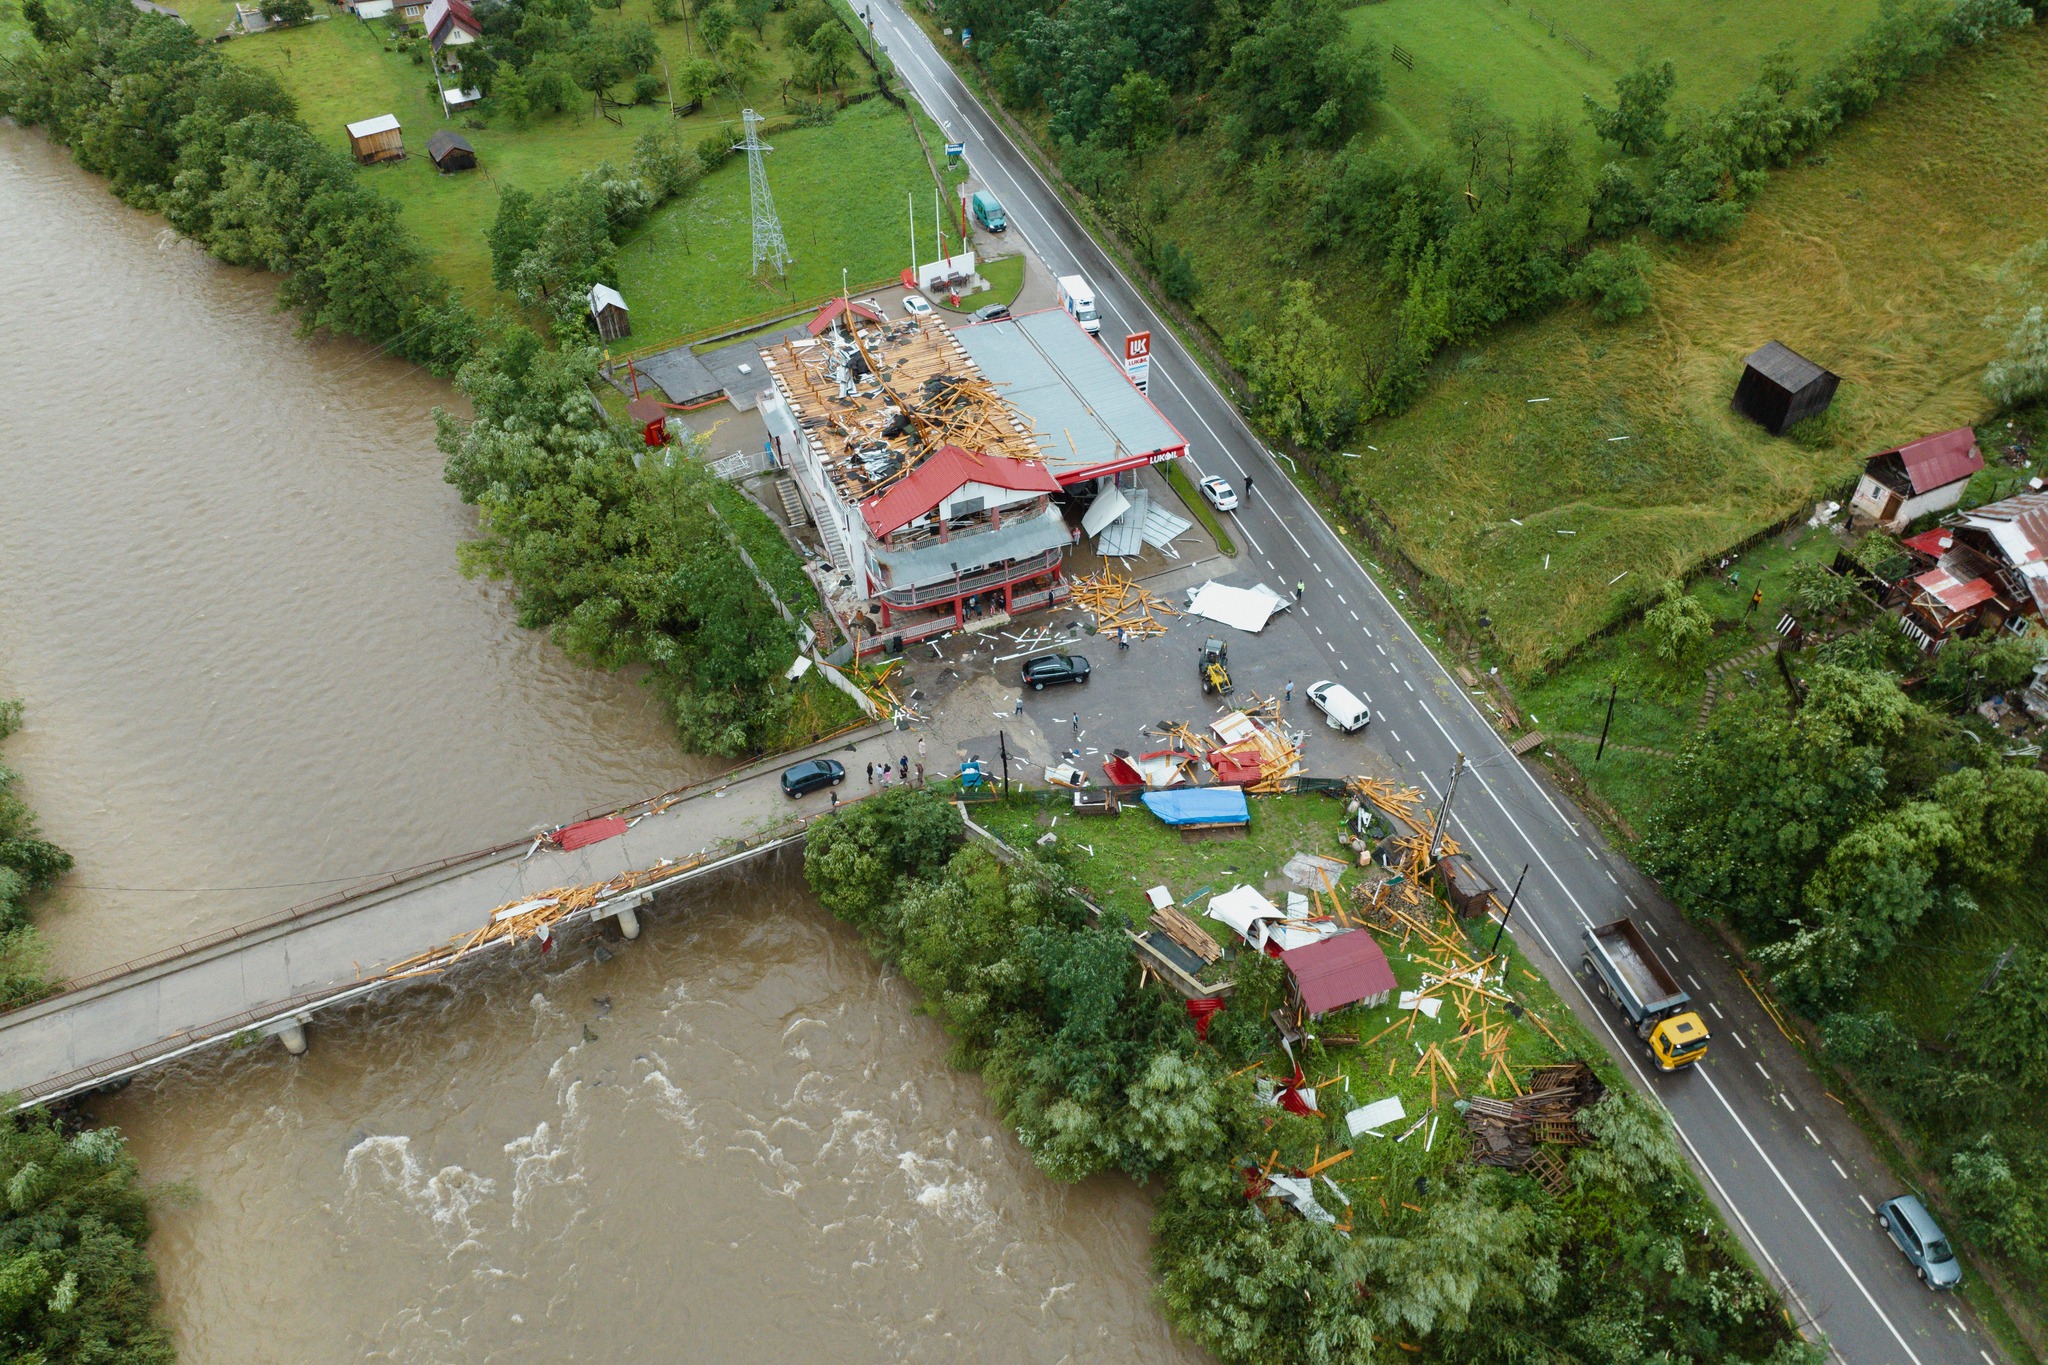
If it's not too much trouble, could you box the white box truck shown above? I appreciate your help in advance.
[1056,274,1101,335]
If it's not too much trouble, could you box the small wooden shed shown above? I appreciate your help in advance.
[1732,341,1839,436]
[589,283,631,343]
[346,114,404,165]
[426,129,476,173]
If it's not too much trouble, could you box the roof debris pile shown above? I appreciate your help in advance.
[1462,1062,1605,1187]
[1148,703,1305,791]
[761,313,1047,508]
[1069,570,1180,639]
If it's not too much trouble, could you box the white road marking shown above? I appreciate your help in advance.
[1733,1032,1748,1049]
[1376,644,1386,656]
[1339,659,1350,671]
[1858,1194,1875,1215]
[1663,945,1681,964]
[1755,1062,1772,1081]
[1265,558,1276,570]
[1349,609,1359,621]
[1782,1093,1796,1111]
[1315,625,1324,635]
[1403,679,1414,690]
[1405,750,1416,763]
[1337,593,1347,604]
[1604,869,1618,884]
[1948,1307,1966,1332]
[1390,661,1401,672]
[1328,642,1338,654]
[1804,1125,1821,1145]
[1422,773,1442,798]
[1362,625,1373,637]
[1644,921,1660,936]
[1687,974,1701,990]
[1625,893,1640,909]
[1709,1001,1724,1019]
[1831,1159,1847,1178]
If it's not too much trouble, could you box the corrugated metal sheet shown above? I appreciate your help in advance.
[952,309,1185,483]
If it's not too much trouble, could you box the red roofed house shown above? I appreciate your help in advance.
[849,444,1068,631]
[1849,427,1985,532]
[1280,931,1396,1019]
[1901,489,2048,647]
[423,0,480,50]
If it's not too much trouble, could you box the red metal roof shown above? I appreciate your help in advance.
[859,444,1060,538]
[806,298,885,337]
[1281,931,1396,1017]
[1900,528,1953,558]
[1914,567,1998,613]
[552,816,627,851]
[1885,427,1983,495]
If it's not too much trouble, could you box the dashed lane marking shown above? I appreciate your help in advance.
[1687,975,1702,990]
[1644,921,1659,936]
[1858,1194,1875,1215]
[1349,609,1359,621]
[1376,644,1386,655]
[1404,679,1414,691]
[1831,1159,1848,1179]
[1782,1093,1796,1111]
[1949,1308,1967,1334]
[1339,659,1350,671]
[1604,869,1618,884]
[1405,750,1416,763]
[1625,893,1640,909]
[1709,1001,1724,1020]
[1733,1032,1748,1049]
[1328,642,1338,654]
[1805,1125,1821,1145]
[1756,1062,1772,1081]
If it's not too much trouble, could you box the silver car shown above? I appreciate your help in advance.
[1878,1194,1962,1289]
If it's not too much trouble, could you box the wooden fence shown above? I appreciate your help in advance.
[1391,43,1414,70]
[1524,7,1595,60]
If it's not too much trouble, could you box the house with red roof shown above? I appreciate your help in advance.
[1280,931,1396,1019]
[1899,488,2048,646]
[423,0,480,50]
[1848,427,1985,532]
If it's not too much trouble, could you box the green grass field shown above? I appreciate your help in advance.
[1329,24,2048,671]
[1347,0,1885,155]
[203,1,962,333]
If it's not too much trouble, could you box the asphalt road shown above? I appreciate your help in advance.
[860,8,2005,1363]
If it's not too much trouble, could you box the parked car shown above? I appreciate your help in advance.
[1878,1194,1962,1288]
[1307,680,1370,732]
[900,294,933,319]
[972,303,1012,323]
[1021,653,1091,690]
[1198,474,1239,511]
[971,189,1007,232]
[780,758,845,798]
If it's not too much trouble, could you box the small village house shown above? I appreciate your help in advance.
[1898,487,2048,646]
[1281,931,1397,1019]
[589,284,631,343]
[1848,427,1985,532]
[426,129,476,173]
[345,114,404,164]
[1732,341,1839,436]
[422,0,480,50]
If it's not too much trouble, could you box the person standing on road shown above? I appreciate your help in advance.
[866,761,875,786]
[1294,580,1305,601]
[1243,475,1253,499]
[1117,626,1128,651]
[917,734,926,760]
[899,753,909,780]
[1071,712,1082,740]
[1014,696,1025,715]
[915,762,924,786]
[1285,680,1294,704]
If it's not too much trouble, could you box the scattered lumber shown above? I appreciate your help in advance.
[1150,904,1223,964]
[1462,1062,1605,1172]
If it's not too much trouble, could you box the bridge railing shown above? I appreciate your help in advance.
[2,716,878,1019]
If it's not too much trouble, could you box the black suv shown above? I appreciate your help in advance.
[1021,653,1091,690]
[780,758,845,798]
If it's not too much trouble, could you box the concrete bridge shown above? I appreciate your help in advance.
[0,727,900,1110]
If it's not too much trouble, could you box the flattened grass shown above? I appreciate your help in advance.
[1338,25,2048,670]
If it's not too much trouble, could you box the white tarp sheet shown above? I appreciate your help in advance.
[1082,486,1131,538]
[1207,885,1340,953]
[1266,1174,1338,1225]
[1346,1095,1406,1137]
[1185,580,1295,633]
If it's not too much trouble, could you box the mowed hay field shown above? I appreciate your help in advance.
[212,3,958,332]
[1348,0,1885,154]
[1340,24,2048,671]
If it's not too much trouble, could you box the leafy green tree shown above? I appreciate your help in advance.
[261,0,313,24]
[0,1114,172,1363]
[1926,632,2043,710]
[1586,161,1649,237]
[1153,239,1200,304]
[1101,69,1171,157]
[1229,279,1358,449]
[487,186,541,292]
[734,0,774,38]
[1956,946,2048,1085]
[1787,557,1857,619]
[719,33,766,101]
[800,19,855,91]
[782,0,832,46]
[1984,305,2048,409]
[801,789,963,931]
[1949,1136,2048,1279]
[696,1,736,52]
[1643,580,1711,661]
[651,0,681,23]
[1569,241,1653,321]
[629,126,703,201]
[1219,0,1381,150]
[1584,51,1676,155]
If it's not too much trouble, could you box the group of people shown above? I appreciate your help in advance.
[867,735,927,790]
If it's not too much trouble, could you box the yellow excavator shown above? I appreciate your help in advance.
[1199,637,1233,697]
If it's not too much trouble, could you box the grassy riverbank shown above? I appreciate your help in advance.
[806,787,1814,1364]
[0,700,68,1008]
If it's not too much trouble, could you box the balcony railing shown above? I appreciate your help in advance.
[876,550,1062,609]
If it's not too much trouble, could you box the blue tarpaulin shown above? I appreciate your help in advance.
[1142,788,1250,826]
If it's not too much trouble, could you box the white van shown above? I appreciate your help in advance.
[1056,274,1100,334]
[1307,679,1370,732]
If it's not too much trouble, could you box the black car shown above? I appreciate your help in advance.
[972,303,1012,323]
[1021,653,1091,690]
[780,758,845,798]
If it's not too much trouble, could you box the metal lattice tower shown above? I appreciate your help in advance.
[735,109,792,278]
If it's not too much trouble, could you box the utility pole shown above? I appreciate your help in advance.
[1945,945,2016,1045]
[998,729,1011,798]
[1429,752,1465,864]
[1595,681,1618,762]
[1490,864,1529,956]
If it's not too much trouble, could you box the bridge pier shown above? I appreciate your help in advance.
[612,892,651,941]
[276,1018,309,1056]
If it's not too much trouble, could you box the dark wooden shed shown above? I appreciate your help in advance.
[1732,341,1839,436]
[426,129,476,172]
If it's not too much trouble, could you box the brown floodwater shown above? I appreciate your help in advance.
[0,128,1201,1362]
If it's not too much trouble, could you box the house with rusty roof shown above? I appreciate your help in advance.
[1898,488,2048,647]
[1848,428,1985,532]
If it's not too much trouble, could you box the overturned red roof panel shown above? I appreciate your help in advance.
[858,443,1061,539]
[1914,567,1997,613]
[807,298,885,337]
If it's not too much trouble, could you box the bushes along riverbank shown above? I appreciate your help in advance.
[0,701,70,1009]
[804,788,1818,1365]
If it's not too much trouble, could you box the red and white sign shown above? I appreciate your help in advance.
[1123,331,1151,392]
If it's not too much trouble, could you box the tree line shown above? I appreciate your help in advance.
[805,789,1819,1365]
[934,0,2037,452]
[1641,632,2048,1297]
